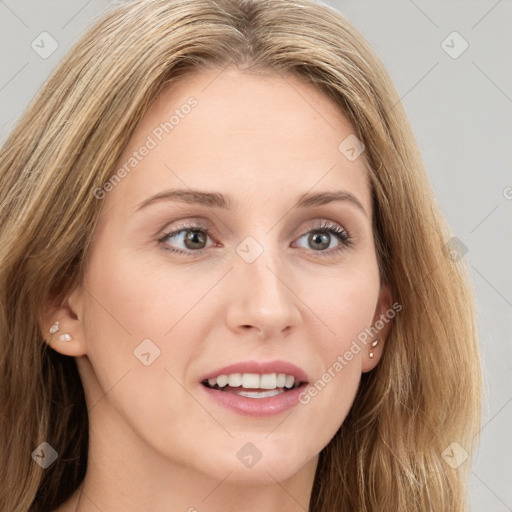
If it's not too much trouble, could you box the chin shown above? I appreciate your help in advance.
[224,440,315,485]
[223,460,307,485]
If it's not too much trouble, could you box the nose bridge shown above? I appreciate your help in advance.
[226,233,300,337]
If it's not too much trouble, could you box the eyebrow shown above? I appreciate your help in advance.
[135,188,368,217]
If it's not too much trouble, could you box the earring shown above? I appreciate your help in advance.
[49,321,60,334]
[369,338,379,359]
[48,321,72,342]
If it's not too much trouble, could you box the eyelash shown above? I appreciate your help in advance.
[157,220,353,258]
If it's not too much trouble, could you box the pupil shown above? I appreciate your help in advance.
[185,229,205,249]
[310,231,329,250]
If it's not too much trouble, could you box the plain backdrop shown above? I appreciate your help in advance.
[1,1,511,510]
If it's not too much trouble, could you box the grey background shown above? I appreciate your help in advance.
[1,0,511,510]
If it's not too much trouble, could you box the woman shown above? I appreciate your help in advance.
[0,0,482,510]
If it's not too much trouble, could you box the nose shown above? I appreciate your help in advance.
[225,247,301,340]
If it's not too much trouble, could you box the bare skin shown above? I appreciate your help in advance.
[44,65,391,512]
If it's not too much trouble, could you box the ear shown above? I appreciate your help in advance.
[361,283,393,373]
[38,285,87,357]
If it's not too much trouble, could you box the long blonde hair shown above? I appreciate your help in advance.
[0,0,482,510]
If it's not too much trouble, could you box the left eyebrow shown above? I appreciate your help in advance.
[135,189,236,212]
[135,188,368,217]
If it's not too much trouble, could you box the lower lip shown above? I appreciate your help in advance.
[200,384,307,417]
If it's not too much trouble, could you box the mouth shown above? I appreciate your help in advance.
[199,360,310,416]
[201,372,307,399]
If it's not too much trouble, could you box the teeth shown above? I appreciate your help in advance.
[241,373,260,388]
[236,389,284,398]
[284,375,295,389]
[205,372,300,390]
[227,373,242,387]
[260,373,277,389]
[216,375,228,387]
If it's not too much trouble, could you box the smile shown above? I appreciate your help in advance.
[202,372,303,398]
[200,361,309,416]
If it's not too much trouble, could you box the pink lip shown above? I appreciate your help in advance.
[200,383,307,417]
[201,360,309,383]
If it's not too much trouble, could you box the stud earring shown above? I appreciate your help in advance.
[48,321,72,342]
[369,338,379,359]
[49,321,60,335]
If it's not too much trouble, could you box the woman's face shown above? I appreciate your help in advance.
[59,66,390,484]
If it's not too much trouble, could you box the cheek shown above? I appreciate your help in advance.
[83,236,202,350]
[326,278,377,333]
[79,239,212,411]
[291,265,379,422]
[79,248,215,469]
[303,260,380,355]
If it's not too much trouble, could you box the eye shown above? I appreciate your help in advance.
[158,221,216,256]
[158,220,352,257]
[293,221,352,256]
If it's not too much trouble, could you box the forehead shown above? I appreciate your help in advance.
[101,67,371,218]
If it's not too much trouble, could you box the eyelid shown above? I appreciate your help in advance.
[158,217,214,237]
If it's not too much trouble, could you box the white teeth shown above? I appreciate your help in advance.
[237,389,284,398]
[227,373,242,387]
[241,373,260,388]
[216,375,228,387]
[260,373,277,389]
[206,372,300,390]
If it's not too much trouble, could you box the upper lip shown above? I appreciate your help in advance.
[201,360,309,383]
